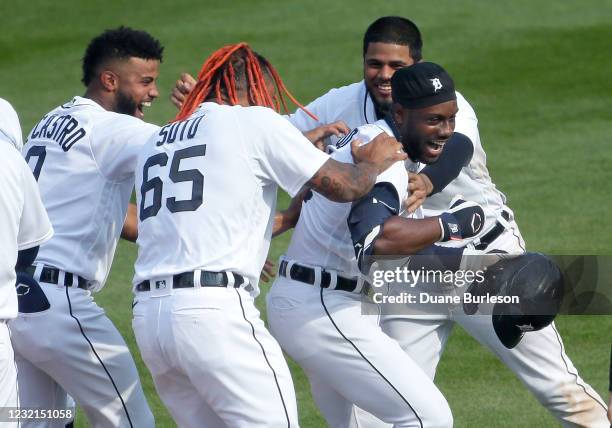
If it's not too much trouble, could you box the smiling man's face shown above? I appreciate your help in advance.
[393,99,458,164]
[112,57,160,119]
[363,42,415,115]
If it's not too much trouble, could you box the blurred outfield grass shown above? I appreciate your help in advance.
[2,0,611,426]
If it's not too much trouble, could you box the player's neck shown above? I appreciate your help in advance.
[204,95,251,108]
[83,89,113,111]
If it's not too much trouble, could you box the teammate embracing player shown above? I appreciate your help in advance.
[266,62,485,428]
[11,27,162,427]
[131,43,405,428]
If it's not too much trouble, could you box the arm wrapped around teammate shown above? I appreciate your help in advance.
[347,182,399,272]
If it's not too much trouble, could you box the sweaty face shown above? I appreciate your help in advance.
[394,99,458,164]
[112,57,160,119]
[363,42,415,114]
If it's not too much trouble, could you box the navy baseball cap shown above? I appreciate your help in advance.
[391,62,456,109]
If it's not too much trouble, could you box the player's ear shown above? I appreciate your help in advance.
[99,70,119,93]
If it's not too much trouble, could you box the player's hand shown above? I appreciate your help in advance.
[351,133,406,174]
[303,121,350,152]
[260,258,276,283]
[438,196,484,242]
[405,173,432,214]
[170,73,197,109]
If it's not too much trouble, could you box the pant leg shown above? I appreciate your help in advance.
[10,284,153,428]
[12,354,73,428]
[457,313,609,428]
[0,323,18,428]
[135,287,299,428]
[150,370,226,428]
[267,277,453,428]
[380,314,454,381]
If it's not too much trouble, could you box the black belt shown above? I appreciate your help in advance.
[25,265,90,289]
[136,271,246,292]
[279,260,369,294]
[474,210,511,250]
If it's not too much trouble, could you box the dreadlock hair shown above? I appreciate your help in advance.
[82,26,164,86]
[363,17,423,62]
[175,43,316,122]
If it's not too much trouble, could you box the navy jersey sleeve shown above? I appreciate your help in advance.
[347,182,400,272]
[420,132,473,195]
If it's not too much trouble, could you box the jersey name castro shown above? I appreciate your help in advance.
[133,102,328,293]
[22,96,159,291]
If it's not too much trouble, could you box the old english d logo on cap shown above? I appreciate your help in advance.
[430,78,443,92]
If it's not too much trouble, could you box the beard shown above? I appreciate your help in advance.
[372,95,393,118]
[402,139,425,163]
[115,90,138,116]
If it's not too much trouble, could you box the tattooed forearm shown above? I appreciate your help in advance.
[306,158,378,202]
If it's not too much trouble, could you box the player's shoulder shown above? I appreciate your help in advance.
[336,120,390,149]
[0,97,18,116]
[323,81,366,101]
[332,120,391,163]
[0,142,29,175]
[455,90,477,120]
[231,104,294,130]
[357,119,393,142]
[308,80,366,115]
[0,97,22,149]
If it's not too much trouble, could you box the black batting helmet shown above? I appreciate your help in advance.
[464,252,564,349]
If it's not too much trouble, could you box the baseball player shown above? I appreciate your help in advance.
[169,17,609,426]
[9,27,163,427]
[376,155,609,428]
[266,62,488,428]
[306,17,604,428]
[0,99,53,426]
[130,42,405,428]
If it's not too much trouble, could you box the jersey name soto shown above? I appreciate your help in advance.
[29,114,86,151]
[156,116,204,146]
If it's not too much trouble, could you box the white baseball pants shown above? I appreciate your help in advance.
[0,322,18,428]
[132,285,299,428]
[267,275,453,428]
[9,283,153,428]
[363,219,609,428]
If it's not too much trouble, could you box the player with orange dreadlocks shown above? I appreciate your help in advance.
[175,43,350,150]
[131,43,406,427]
[176,42,314,121]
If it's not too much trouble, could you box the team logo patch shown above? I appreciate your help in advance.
[430,78,443,92]
[16,284,31,296]
[449,223,459,233]
[155,280,167,289]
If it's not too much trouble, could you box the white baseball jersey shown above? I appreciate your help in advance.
[0,97,24,150]
[287,81,375,146]
[286,119,420,278]
[0,143,53,319]
[22,96,159,291]
[133,102,329,292]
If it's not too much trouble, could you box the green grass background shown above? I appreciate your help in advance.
[2,0,611,426]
